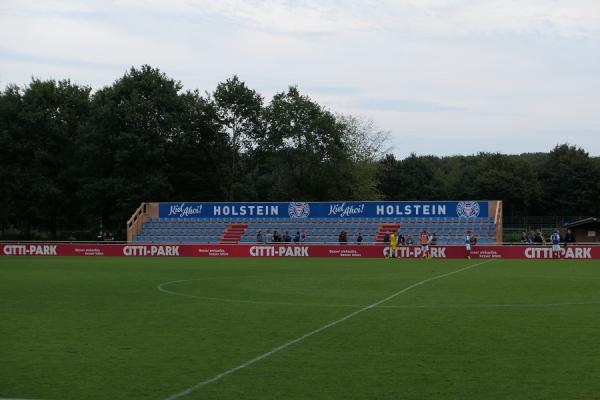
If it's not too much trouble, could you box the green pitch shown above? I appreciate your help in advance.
[2,257,600,400]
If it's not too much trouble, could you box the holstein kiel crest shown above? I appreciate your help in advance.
[288,202,310,218]
[456,201,480,218]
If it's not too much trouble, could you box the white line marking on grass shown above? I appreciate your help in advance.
[158,278,362,308]
[380,301,600,309]
[163,259,493,400]
[0,398,46,400]
[159,274,600,310]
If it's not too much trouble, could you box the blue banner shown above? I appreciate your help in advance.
[158,201,489,219]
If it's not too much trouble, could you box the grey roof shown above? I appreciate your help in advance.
[565,217,599,228]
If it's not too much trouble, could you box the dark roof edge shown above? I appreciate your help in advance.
[565,217,599,228]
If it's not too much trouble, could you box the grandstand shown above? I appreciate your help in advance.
[128,201,502,245]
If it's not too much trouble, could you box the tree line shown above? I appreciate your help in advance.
[1,65,598,240]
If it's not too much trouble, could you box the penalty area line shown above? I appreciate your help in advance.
[163,259,493,400]
[0,398,46,400]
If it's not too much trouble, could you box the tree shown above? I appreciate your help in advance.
[538,144,600,216]
[2,66,599,240]
[337,115,390,200]
[0,84,24,236]
[166,90,231,200]
[470,153,541,216]
[212,76,263,200]
[78,66,183,234]
[377,153,445,200]
[0,79,91,238]
[259,87,354,200]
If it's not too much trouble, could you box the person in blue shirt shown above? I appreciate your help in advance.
[550,230,561,259]
[356,232,363,245]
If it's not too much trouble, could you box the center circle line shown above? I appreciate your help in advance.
[157,278,600,309]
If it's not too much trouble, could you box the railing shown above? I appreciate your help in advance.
[126,203,148,242]
[2,240,600,246]
[494,201,503,243]
[503,215,594,229]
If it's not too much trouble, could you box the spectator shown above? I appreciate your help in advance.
[565,228,576,246]
[431,232,438,246]
[338,230,348,244]
[520,231,528,244]
[300,230,307,242]
[293,231,300,243]
[256,230,263,243]
[283,231,291,243]
[383,232,390,245]
[469,234,478,245]
[398,234,406,245]
[356,232,363,245]
[527,230,535,243]
[534,229,545,244]
[551,229,561,258]
[273,230,281,242]
[265,231,273,243]
[406,235,413,245]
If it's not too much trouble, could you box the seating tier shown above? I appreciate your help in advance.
[133,217,497,244]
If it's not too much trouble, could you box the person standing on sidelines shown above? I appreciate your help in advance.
[419,230,429,258]
[389,231,397,259]
[383,232,390,258]
[564,228,575,248]
[427,231,435,258]
[465,231,472,259]
[300,230,307,243]
[551,230,561,259]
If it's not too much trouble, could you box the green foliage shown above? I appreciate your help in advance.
[213,75,264,200]
[77,66,184,230]
[338,115,389,200]
[1,65,599,238]
[213,75,263,152]
[257,87,355,200]
[470,153,542,217]
[377,153,446,200]
[376,148,599,218]
[0,79,91,237]
[538,144,600,215]
[166,91,230,201]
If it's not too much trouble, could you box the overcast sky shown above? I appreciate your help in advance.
[1,0,599,157]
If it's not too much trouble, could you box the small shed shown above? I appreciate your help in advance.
[565,217,600,243]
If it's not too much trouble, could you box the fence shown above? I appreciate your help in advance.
[2,242,600,259]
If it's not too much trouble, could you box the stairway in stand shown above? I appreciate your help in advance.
[220,223,248,244]
[374,223,401,243]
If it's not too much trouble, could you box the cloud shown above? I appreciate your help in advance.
[0,0,98,15]
[350,98,464,112]
[0,48,126,71]
[305,85,364,96]
[108,0,600,39]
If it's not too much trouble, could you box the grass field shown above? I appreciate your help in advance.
[2,256,600,400]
